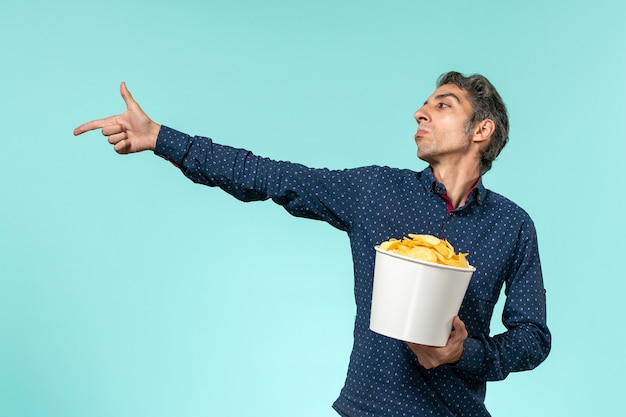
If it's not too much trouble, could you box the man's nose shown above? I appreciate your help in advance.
[414,107,429,123]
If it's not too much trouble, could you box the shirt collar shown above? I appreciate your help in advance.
[418,167,486,207]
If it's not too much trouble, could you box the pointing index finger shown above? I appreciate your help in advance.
[73,116,119,136]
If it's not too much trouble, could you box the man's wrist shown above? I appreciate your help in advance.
[148,122,161,151]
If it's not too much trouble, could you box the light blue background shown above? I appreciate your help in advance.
[1,1,624,416]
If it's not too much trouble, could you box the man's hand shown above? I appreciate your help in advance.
[407,316,468,369]
[73,82,161,154]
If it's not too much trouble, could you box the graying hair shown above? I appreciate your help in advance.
[437,71,509,175]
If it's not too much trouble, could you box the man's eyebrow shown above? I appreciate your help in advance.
[423,92,462,105]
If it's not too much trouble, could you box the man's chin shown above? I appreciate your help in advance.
[416,150,430,164]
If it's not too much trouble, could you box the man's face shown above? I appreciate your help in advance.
[413,84,475,165]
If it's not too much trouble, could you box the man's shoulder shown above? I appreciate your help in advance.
[341,165,420,179]
[345,165,418,174]
[483,189,535,223]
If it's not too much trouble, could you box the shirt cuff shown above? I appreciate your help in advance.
[453,337,485,374]
[154,125,192,167]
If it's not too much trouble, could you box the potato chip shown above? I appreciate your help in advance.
[378,233,470,268]
[379,239,400,251]
[408,234,441,247]
[434,241,453,259]
[446,253,470,269]
[409,246,438,263]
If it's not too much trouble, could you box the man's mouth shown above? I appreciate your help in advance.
[415,128,430,137]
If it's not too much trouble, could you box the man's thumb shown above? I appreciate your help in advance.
[120,81,136,108]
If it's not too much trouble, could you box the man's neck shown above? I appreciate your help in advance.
[431,163,481,210]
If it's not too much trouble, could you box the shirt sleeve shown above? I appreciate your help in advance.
[153,125,359,232]
[454,218,551,381]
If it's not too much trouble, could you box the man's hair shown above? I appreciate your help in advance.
[437,71,509,175]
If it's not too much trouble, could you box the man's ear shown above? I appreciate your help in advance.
[473,119,495,146]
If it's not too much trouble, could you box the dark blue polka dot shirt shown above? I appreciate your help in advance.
[154,126,551,417]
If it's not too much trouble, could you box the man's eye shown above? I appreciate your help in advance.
[437,102,450,108]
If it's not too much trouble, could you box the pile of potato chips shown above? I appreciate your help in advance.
[378,234,470,269]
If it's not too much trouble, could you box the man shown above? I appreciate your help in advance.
[74,72,551,416]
